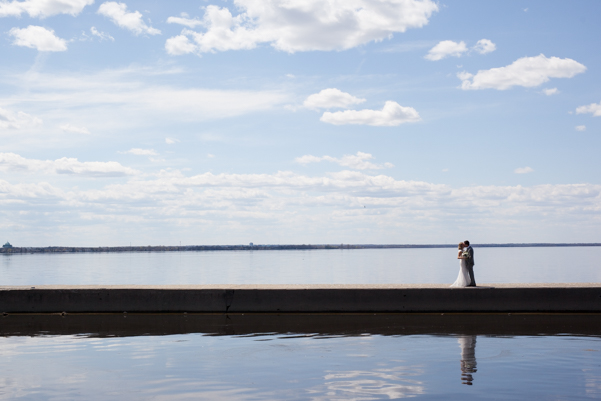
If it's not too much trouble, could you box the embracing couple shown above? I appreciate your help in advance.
[451,240,476,287]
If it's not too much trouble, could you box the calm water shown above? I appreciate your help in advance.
[1,246,600,285]
[1,249,600,399]
[1,314,600,400]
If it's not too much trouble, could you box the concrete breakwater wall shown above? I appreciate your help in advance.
[1,284,601,313]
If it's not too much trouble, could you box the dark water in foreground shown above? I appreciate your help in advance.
[1,314,600,400]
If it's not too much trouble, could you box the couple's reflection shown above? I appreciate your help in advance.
[457,335,477,385]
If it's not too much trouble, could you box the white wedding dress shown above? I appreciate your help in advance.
[450,256,470,287]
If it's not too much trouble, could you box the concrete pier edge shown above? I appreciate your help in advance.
[2,284,601,313]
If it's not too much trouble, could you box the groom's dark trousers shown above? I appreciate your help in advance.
[466,263,476,286]
[465,245,476,286]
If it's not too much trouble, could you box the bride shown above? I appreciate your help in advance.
[451,242,470,287]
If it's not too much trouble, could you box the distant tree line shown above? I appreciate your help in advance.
[0,243,599,254]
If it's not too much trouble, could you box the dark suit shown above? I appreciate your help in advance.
[465,245,476,286]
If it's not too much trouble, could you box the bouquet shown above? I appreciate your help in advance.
[461,250,470,258]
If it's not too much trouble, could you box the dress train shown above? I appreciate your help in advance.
[451,259,470,287]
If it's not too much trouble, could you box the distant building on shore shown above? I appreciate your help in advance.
[3,241,13,248]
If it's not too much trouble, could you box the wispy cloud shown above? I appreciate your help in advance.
[167,15,203,28]
[98,1,160,36]
[0,107,42,130]
[1,162,600,244]
[543,88,559,96]
[320,101,420,126]
[458,54,586,90]
[472,39,496,54]
[0,0,93,18]
[576,101,601,117]
[0,67,289,135]
[59,123,90,135]
[295,152,393,170]
[425,39,495,61]
[90,27,114,41]
[0,152,138,177]
[303,89,366,110]
[425,40,467,61]
[121,148,158,156]
[514,166,534,174]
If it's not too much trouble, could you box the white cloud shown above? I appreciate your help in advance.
[166,16,203,28]
[458,54,586,90]
[543,88,559,96]
[295,152,393,170]
[0,68,289,130]
[576,101,601,117]
[90,26,114,41]
[165,137,179,145]
[575,125,586,132]
[0,167,600,244]
[59,123,90,134]
[424,40,467,61]
[303,88,366,110]
[6,170,600,230]
[98,1,161,36]
[472,38,496,54]
[514,166,534,174]
[165,34,197,55]
[0,107,42,130]
[320,101,420,126]
[165,0,438,55]
[122,148,158,156]
[0,0,93,18]
[9,25,67,51]
[0,152,138,177]
[425,38,495,60]
[165,13,259,54]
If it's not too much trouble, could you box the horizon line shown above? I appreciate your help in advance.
[1,242,600,253]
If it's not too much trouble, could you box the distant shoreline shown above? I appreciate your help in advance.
[1,243,600,254]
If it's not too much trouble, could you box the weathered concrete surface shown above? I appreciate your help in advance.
[1,284,601,313]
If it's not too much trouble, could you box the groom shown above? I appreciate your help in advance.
[464,240,476,287]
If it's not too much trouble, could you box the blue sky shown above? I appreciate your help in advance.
[0,0,600,246]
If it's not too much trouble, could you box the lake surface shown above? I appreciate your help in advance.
[1,314,600,400]
[1,246,600,285]
[1,249,600,399]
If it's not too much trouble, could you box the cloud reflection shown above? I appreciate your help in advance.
[310,366,425,399]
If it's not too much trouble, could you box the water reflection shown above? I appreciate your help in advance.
[312,366,425,400]
[1,316,600,400]
[585,373,601,396]
[458,335,477,385]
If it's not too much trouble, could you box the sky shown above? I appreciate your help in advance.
[0,0,600,246]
